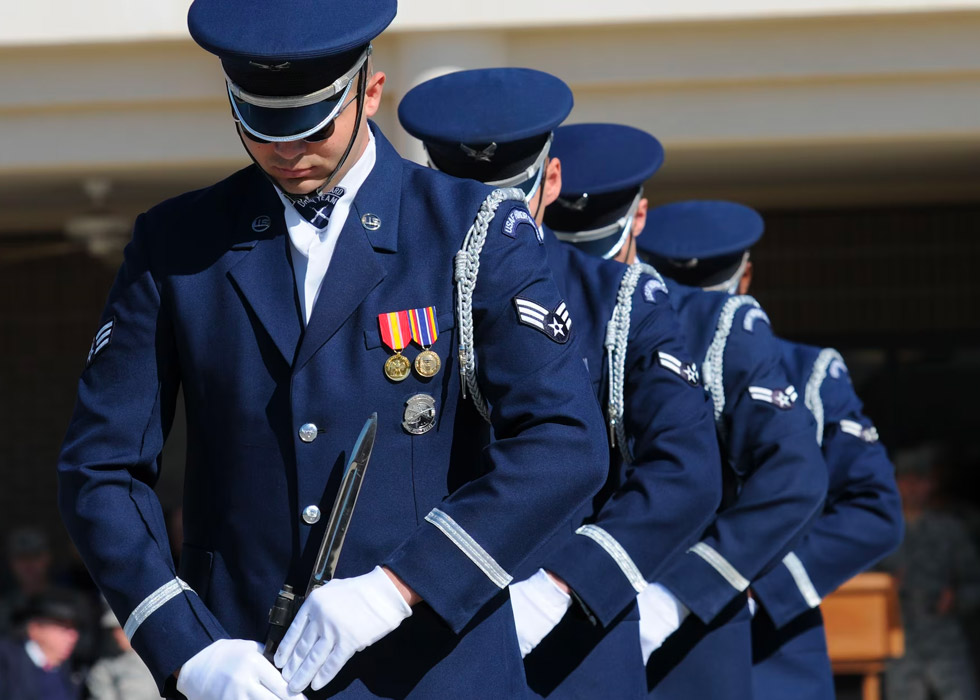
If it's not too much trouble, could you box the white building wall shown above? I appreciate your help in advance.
[1,3,979,235]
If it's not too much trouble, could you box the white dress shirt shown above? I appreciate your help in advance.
[277,129,377,325]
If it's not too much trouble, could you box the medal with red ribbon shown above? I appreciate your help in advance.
[379,310,413,381]
[408,306,441,378]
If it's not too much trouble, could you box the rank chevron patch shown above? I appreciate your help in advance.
[748,384,798,410]
[657,351,700,386]
[514,296,572,344]
[86,317,114,366]
[840,419,879,443]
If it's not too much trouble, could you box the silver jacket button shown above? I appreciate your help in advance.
[303,505,321,525]
[298,423,318,443]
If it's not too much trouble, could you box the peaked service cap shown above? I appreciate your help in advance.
[544,123,664,259]
[398,67,573,196]
[188,0,397,141]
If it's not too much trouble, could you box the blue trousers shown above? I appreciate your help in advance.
[752,606,834,700]
[648,594,753,699]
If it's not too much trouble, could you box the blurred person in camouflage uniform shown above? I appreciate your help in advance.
[880,442,980,700]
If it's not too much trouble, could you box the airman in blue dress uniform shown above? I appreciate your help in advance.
[644,200,904,699]
[398,68,722,699]
[549,127,829,699]
[55,4,610,699]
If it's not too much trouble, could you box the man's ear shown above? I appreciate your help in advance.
[363,71,386,119]
[632,197,649,240]
[738,260,754,295]
[543,157,563,208]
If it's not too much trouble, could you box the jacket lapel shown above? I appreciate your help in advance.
[294,126,402,371]
[227,170,303,365]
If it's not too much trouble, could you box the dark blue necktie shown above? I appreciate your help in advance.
[285,186,346,227]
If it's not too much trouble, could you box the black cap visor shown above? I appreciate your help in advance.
[229,79,351,142]
[552,191,642,259]
[225,46,369,142]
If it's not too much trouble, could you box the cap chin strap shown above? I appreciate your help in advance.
[702,251,751,295]
[552,189,643,259]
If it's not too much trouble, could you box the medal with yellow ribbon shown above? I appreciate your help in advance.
[409,306,441,378]
[378,310,413,381]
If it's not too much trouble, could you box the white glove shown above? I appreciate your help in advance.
[176,639,307,700]
[748,596,758,618]
[509,569,573,657]
[274,566,412,693]
[637,583,690,664]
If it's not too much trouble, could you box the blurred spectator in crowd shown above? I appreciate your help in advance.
[0,527,53,636]
[0,589,83,699]
[879,442,980,700]
[86,602,160,700]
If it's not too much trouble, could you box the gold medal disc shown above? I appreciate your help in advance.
[384,353,412,382]
[414,349,442,378]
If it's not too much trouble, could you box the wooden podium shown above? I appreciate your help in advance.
[822,572,905,700]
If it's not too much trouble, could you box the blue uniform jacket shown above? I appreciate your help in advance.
[56,126,608,697]
[752,341,903,626]
[521,234,721,697]
[655,284,828,626]
[750,341,903,699]
[539,233,721,625]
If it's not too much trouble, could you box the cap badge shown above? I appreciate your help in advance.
[361,213,381,231]
[460,142,497,163]
[252,215,271,233]
[248,61,291,72]
[557,193,589,211]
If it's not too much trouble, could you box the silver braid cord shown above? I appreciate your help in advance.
[454,187,527,423]
[605,262,664,464]
[702,295,761,445]
[805,348,845,446]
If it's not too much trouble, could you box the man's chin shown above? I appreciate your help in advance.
[270,170,327,195]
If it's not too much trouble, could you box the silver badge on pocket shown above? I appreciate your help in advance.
[403,394,436,435]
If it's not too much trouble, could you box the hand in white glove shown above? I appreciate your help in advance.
[176,639,307,700]
[637,583,690,664]
[274,566,412,694]
[509,568,573,657]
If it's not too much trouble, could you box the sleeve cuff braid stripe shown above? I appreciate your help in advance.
[575,524,647,593]
[782,552,822,608]
[123,578,194,640]
[425,509,513,588]
[688,542,750,592]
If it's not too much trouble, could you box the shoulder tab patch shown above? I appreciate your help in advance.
[657,351,700,386]
[86,318,115,366]
[828,357,849,379]
[748,384,798,410]
[742,308,771,333]
[514,296,572,344]
[643,278,669,304]
[839,419,879,443]
[501,209,543,244]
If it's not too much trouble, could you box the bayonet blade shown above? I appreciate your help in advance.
[307,413,378,594]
